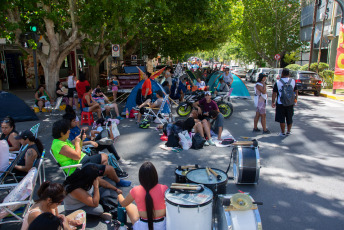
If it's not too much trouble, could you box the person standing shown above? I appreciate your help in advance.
[141,72,152,101]
[67,70,78,109]
[222,67,233,87]
[271,68,298,136]
[253,74,270,134]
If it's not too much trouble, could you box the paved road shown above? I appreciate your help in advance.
[5,82,344,230]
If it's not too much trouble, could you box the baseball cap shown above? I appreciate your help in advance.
[15,130,34,140]
[205,91,212,96]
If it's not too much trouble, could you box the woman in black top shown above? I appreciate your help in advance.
[0,116,20,151]
[56,81,68,98]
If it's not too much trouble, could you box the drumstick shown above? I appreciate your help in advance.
[208,168,222,180]
[171,183,199,187]
[232,141,254,146]
[170,186,201,190]
[205,167,212,181]
[178,164,199,170]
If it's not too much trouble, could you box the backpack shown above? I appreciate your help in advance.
[166,133,180,147]
[191,133,206,150]
[280,79,295,106]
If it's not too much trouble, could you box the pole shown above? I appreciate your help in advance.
[317,0,329,73]
[309,0,319,71]
[33,49,39,88]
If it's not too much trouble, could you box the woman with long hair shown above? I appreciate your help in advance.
[253,73,270,134]
[13,130,44,176]
[21,181,83,230]
[0,116,20,151]
[118,162,167,230]
[35,84,53,112]
[63,164,122,220]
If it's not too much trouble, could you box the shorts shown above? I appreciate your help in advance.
[142,94,152,101]
[83,107,90,112]
[198,114,211,121]
[112,86,118,91]
[256,101,266,114]
[133,218,166,230]
[275,104,294,125]
[68,88,77,98]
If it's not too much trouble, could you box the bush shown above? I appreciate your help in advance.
[285,64,301,71]
[300,64,309,71]
[320,70,334,89]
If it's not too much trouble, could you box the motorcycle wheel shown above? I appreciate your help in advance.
[218,102,233,119]
[177,103,192,117]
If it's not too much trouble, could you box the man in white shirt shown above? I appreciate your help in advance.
[195,78,206,89]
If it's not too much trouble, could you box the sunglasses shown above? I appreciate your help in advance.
[1,120,10,123]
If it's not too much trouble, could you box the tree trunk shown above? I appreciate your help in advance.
[43,61,60,98]
[89,62,100,88]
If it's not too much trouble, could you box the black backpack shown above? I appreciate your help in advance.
[166,133,180,147]
[280,79,295,106]
[191,133,206,150]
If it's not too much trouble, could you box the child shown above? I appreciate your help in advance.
[111,76,119,102]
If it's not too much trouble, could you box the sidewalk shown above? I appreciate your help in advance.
[320,89,344,101]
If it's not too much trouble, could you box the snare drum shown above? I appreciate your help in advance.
[232,146,260,184]
[165,185,213,230]
[186,168,228,195]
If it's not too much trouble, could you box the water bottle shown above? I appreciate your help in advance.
[125,108,129,119]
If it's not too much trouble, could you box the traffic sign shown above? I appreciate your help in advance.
[274,54,281,61]
[112,44,120,57]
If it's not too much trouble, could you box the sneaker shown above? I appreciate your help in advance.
[97,137,114,145]
[116,116,124,120]
[118,159,132,165]
[116,179,131,187]
[286,131,292,135]
[115,170,128,179]
[253,128,261,132]
[262,129,271,134]
[207,139,215,146]
[204,140,210,146]
[278,132,286,137]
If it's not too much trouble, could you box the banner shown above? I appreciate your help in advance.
[151,67,166,80]
[333,24,344,89]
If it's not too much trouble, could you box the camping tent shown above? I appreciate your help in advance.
[0,91,38,122]
[207,71,251,99]
[124,79,170,113]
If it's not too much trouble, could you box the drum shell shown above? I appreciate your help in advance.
[233,146,260,184]
[175,168,187,183]
[165,186,213,230]
[186,168,228,195]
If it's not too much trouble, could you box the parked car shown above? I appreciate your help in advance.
[232,67,246,78]
[245,69,255,81]
[290,70,322,96]
[251,68,271,82]
[267,68,283,85]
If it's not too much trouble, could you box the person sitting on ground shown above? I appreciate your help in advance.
[82,86,102,118]
[192,91,219,145]
[214,78,229,96]
[0,116,20,151]
[195,77,206,90]
[21,181,83,230]
[63,164,122,220]
[118,162,168,230]
[51,119,130,186]
[137,90,165,123]
[35,85,54,112]
[55,81,68,98]
[209,110,225,140]
[12,130,43,177]
[92,88,123,120]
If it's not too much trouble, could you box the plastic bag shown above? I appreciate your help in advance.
[111,121,120,139]
[45,101,51,108]
[178,131,192,150]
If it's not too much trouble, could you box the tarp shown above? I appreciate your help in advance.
[124,79,170,113]
[207,71,251,99]
[0,91,38,122]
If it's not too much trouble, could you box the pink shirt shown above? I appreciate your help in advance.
[130,184,168,212]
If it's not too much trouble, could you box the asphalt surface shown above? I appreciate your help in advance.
[3,81,344,230]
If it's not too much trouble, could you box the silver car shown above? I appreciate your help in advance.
[232,67,246,78]
[267,68,283,85]
[245,69,255,81]
[251,68,271,82]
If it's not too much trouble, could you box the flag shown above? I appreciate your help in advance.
[151,67,166,80]
[334,23,344,89]
[136,66,145,81]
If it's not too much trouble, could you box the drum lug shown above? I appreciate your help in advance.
[178,205,180,213]
[198,205,200,213]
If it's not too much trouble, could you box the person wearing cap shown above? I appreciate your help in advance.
[214,78,229,96]
[193,92,219,145]
[13,130,44,177]
[222,67,233,87]
[253,73,270,134]
[136,90,165,123]
[92,88,123,120]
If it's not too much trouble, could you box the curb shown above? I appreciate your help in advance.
[320,93,344,101]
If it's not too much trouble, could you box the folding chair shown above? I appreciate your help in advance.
[0,151,44,225]
[47,96,63,114]
[49,150,82,179]
[30,123,40,138]
[142,95,171,125]
[0,144,28,185]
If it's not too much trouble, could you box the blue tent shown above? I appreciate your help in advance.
[124,79,170,113]
[207,71,251,99]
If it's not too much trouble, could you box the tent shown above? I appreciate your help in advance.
[207,71,251,99]
[124,79,170,113]
[0,91,38,122]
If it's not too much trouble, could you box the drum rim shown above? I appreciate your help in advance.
[186,167,228,184]
[165,187,213,208]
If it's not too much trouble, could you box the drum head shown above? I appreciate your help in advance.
[165,185,213,208]
[186,168,227,185]
[175,168,184,176]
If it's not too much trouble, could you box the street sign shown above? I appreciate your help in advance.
[274,54,281,61]
[112,44,120,57]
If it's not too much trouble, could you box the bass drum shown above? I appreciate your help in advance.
[232,146,260,184]
[165,185,213,230]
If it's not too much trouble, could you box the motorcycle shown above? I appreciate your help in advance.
[177,90,234,118]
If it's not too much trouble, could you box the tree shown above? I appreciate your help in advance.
[0,0,84,95]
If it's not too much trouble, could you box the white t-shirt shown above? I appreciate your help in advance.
[273,78,296,104]
[223,72,233,84]
[196,81,206,88]
[68,75,76,88]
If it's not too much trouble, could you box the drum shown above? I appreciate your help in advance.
[232,146,260,184]
[165,185,213,230]
[186,168,228,195]
[175,168,187,183]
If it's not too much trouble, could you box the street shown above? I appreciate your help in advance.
[5,82,344,230]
